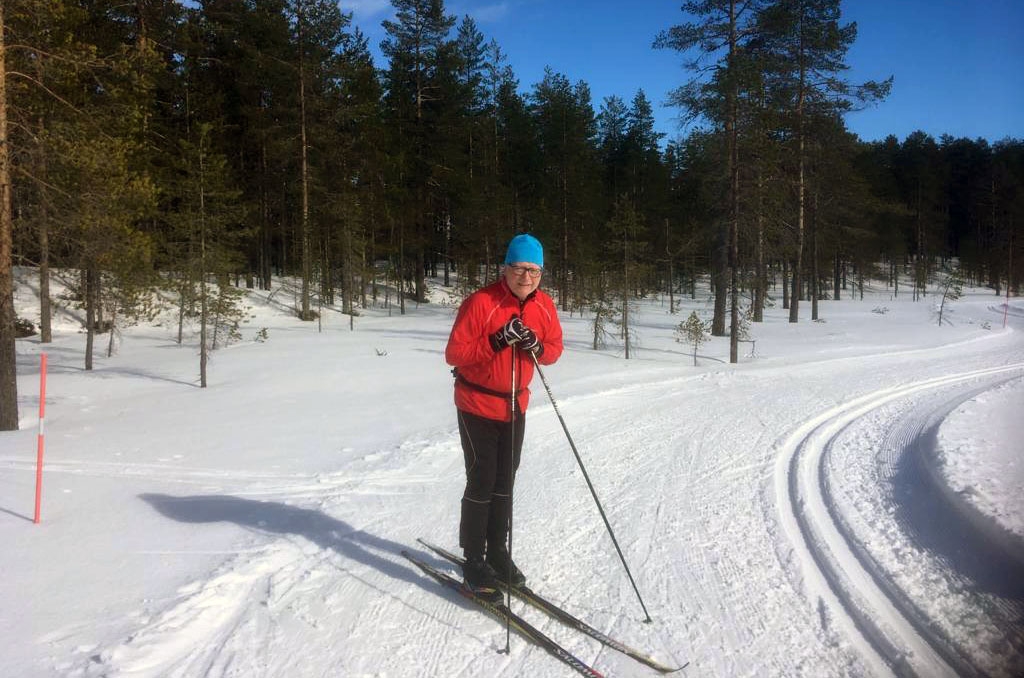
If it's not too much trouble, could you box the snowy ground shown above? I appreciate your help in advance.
[2,268,1023,678]
[937,379,1024,543]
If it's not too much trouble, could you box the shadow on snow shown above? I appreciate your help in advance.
[138,493,460,599]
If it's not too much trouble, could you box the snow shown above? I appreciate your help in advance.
[937,378,1024,542]
[2,268,1023,677]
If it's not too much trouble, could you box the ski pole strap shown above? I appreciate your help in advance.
[452,368,525,400]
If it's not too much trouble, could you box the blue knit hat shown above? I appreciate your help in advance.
[504,234,544,267]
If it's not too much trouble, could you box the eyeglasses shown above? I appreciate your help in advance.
[508,265,543,278]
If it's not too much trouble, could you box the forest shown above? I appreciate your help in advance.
[0,0,1021,430]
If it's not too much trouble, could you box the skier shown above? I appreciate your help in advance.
[445,233,564,602]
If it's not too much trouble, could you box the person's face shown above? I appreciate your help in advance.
[503,262,543,300]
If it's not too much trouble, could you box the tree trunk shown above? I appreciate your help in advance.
[790,140,805,323]
[443,211,451,287]
[833,251,841,301]
[782,258,790,309]
[713,0,738,339]
[811,191,819,321]
[665,219,676,313]
[298,10,313,321]
[38,210,51,343]
[84,267,98,371]
[415,246,426,303]
[560,165,569,312]
[106,307,118,357]
[260,141,272,290]
[712,224,728,335]
[726,0,740,361]
[398,225,406,315]
[754,170,765,323]
[623,236,630,360]
[199,138,208,388]
[789,10,808,324]
[35,105,52,343]
[0,0,17,429]
[914,178,925,301]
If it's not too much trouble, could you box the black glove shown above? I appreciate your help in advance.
[518,327,543,356]
[491,317,531,352]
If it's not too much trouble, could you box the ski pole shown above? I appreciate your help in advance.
[530,352,653,623]
[502,343,518,653]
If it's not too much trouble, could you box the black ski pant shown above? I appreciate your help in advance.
[457,408,524,559]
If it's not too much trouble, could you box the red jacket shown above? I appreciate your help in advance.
[445,279,564,422]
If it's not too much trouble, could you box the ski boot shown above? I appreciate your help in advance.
[462,555,503,604]
[486,545,526,588]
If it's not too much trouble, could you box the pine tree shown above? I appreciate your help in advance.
[605,196,647,359]
[332,27,384,313]
[597,95,629,198]
[167,123,245,385]
[445,17,495,288]
[0,0,16,429]
[676,311,711,366]
[935,265,963,326]
[381,0,457,305]
[186,0,292,291]
[757,0,890,322]
[20,0,164,370]
[284,0,349,320]
[531,68,599,309]
[655,0,768,363]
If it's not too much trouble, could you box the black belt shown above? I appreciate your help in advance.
[452,368,524,399]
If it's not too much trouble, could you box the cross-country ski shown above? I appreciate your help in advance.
[402,550,606,678]
[418,539,687,673]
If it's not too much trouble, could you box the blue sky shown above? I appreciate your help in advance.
[339,1,1019,146]
[340,0,1023,145]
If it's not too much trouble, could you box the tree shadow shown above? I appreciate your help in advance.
[138,493,452,594]
[892,401,1024,602]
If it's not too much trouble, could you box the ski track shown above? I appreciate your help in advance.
[827,381,1024,678]
[775,361,1024,678]
[66,325,1024,677]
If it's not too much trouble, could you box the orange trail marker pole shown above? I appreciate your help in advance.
[34,353,47,524]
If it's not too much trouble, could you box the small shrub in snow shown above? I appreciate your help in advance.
[934,267,963,326]
[443,291,464,308]
[15,317,36,338]
[738,305,753,341]
[676,311,710,366]
[208,283,247,349]
[589,298,620,350]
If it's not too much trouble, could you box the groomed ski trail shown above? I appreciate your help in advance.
[774,362,1024,677]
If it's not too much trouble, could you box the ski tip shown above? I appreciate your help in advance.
[661,660,690,674]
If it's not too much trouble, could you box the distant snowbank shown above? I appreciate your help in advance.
[937,377,1024,545]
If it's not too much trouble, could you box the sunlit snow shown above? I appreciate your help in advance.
[2,268,1022,677]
